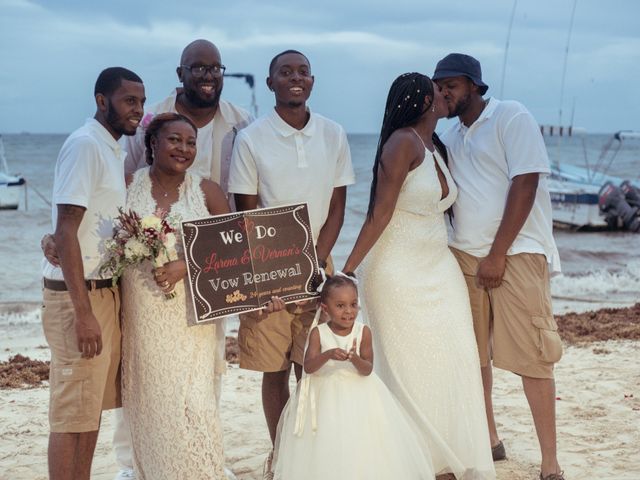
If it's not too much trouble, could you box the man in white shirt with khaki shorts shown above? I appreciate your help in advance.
[42,67,145,480]
[434,53,565,480]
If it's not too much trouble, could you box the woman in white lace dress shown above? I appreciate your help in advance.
[343,74,495,479]
[120,113,232,479]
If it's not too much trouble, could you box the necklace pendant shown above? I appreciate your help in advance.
[163,192,168,197]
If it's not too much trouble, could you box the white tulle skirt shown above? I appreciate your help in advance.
[273,368,439,480]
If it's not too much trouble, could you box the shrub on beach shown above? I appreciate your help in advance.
[0,354,49,389]
[556,303,640,344]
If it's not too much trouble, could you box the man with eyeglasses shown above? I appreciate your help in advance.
[114,38,252,480]
[40,39,248,480]
[124,39,253,196]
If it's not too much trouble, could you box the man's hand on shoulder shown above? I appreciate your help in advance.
[476,253,506,289]
[41,233,59,266]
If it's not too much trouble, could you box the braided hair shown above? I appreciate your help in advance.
[367,72,449,219]
[319,274,358,304]
[143,112,197,165]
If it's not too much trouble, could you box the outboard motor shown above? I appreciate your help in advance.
[620,180,640,208]
[598,181,640,232]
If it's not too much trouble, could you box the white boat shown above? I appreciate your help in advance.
[0,135,26,210]
[546,130,640,232]
[548,174,603,228]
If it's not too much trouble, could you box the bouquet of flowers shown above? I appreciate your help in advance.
[100,207,179,299]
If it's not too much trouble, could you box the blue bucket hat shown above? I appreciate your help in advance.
[432,53,489,95]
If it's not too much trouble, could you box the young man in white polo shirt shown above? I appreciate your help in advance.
[42,67,145,480]
[228,49,355,478]
[433,53,564,480]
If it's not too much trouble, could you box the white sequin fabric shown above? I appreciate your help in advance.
[121,168,226,479]
[360,150,496,479]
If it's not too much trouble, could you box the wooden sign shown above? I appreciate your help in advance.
[182,203,320,324]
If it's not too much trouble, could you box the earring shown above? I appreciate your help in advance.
[431,104,436,112]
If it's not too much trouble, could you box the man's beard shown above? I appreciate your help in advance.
[106,100,137,136]
[184,86,221,109]
[447,93,472,119]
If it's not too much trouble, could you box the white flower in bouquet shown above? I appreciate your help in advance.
[124,238,151,260]
[100,207,179,299]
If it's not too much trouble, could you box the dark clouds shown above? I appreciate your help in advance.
[1,0,639,133]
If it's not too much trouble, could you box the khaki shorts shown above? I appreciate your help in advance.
[238,257,332,372]
[451,248,563,379]
[42,286,121,433]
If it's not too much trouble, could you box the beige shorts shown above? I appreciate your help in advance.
[42,287,121,433]
[451,248,563,379]
[238,306,318,372]
[238,257,332,372]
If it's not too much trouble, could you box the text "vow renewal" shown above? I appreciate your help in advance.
[182,203,320,324]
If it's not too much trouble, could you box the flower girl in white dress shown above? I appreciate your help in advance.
[273,274,465,480]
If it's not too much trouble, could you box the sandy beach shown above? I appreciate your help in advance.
[2,305,640,479]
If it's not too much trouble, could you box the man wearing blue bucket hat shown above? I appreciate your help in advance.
[434,53,565,480]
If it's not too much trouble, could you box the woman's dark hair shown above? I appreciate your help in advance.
[319,274,358,304]
[366,72,449,219]
[144,112,198,165]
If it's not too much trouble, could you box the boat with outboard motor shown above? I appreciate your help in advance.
[546,130,640,232]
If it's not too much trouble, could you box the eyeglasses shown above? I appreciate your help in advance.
[181,64,226,78]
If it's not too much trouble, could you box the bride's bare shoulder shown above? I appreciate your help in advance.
[380,128,423,169]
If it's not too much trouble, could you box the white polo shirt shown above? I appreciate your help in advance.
[42,118,127,280]
[124,91,253,194]
[228,108,355,242]
[442,98,561,273]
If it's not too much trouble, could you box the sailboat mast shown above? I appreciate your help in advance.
[0,135,10,174]
[559,0,578,128]
[499,0,518,99]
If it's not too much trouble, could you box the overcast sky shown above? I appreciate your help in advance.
[1,0,639,134]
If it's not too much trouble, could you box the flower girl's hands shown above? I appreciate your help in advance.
[347,338,359,361]
[325,348,349,361]
[153,260,186,293]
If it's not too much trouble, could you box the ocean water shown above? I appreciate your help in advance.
[1,132,639,324]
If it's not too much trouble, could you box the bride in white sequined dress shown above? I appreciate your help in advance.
[344,74,495,479]
[120,113,232,479]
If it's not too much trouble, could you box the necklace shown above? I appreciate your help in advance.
[151,170,181,198]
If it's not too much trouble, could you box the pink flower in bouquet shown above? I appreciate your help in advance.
[141,112,155,129]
